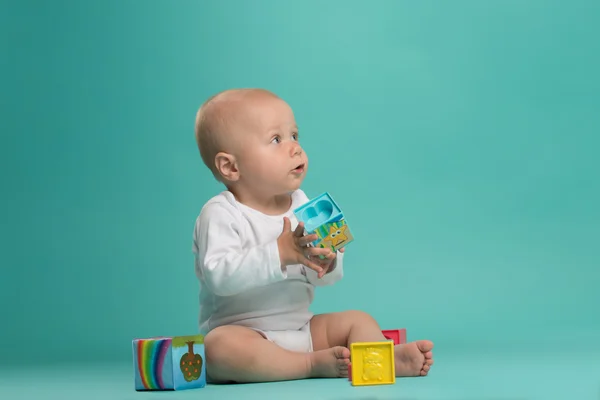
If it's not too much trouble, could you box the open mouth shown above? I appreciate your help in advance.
[292,163,305,173]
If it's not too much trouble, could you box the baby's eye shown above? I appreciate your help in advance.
[271,136,281,144]
[292,133,299,141]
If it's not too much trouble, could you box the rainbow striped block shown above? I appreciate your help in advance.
[132,334,206,391]
[294,192,354,254]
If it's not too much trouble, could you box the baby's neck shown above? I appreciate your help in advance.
[229,188,293,216]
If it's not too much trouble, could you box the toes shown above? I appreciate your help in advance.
[334,346,351,359]
[337,358,350,367]
[422,364,430,373]
[426,358,434,366]
[338,358,349,378]
[343,348,351,358]
[416,340,434,353]
[424,351,433,359]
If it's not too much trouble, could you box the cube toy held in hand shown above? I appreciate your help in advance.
[293,192,354,254]
[132,334,206,391]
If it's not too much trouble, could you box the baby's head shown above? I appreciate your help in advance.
[195,89,308,198]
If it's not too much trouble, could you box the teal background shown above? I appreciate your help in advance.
[2,0,599,398]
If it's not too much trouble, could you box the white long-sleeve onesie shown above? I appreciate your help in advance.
[192,189,344,335]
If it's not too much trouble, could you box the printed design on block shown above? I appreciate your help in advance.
[177,339,203,382]
[362,347,385,382]
[314,218,352,251]
[350,341,395,386]
[136,338,172,390]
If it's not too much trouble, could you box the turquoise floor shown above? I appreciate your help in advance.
[2,348,598,400]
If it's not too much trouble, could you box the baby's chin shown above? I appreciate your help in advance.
[278,179,305,195]
[290,174,307,188]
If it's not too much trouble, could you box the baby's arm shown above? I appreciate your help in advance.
[193,203,286,296]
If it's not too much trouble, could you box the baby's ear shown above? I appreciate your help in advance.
[215,152,239,182]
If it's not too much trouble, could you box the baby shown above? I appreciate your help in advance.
[191,88,434,383]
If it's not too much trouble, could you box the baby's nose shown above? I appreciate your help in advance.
[290,142,302,156]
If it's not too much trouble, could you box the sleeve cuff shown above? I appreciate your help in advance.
[266,239,287,280]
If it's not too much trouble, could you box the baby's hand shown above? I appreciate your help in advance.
[277,217,334,277]
[312,246,345,277]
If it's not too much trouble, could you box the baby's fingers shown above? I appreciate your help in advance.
[293,222,305,237]
[300,256,323,275]
[306,246,334,259]
[297,234,318,247]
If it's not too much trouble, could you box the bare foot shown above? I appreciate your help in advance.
[309,346,351,378]
[394,340,434,377]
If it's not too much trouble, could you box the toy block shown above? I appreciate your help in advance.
[382,329,407,345]
[132,334,206,391]
[350,341,395,386]
[293,192,354,255]
[348,329,406,380]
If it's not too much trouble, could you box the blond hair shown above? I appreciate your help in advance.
[194,88,278,181]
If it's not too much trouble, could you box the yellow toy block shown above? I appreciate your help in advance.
[350,341,395,386]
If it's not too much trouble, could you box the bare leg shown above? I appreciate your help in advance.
[204,325,350,383]
[310,310,434,377]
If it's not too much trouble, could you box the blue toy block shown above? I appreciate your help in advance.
[293,192,354,253]
[132,334,206,391]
